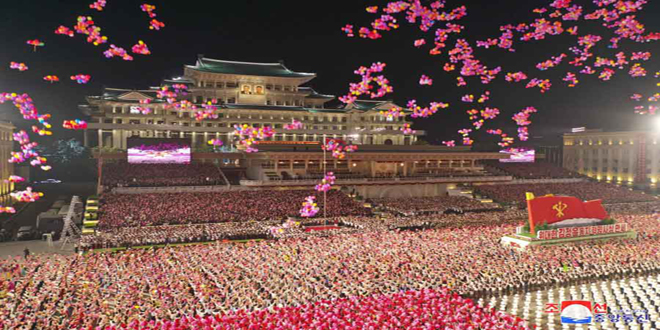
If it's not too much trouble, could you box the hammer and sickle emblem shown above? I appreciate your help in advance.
[552,201,568,217]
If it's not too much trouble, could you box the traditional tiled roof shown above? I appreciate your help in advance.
[88,88,166,103]
[343,100,412,113]
[299,87,335,99]
[350,100,390,110]
[162,76,195,85]
[186,56,316,78]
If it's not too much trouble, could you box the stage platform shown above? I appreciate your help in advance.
[501,230,637,250]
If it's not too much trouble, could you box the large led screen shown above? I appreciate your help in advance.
[499,148,535,163]
[127,138,191,164]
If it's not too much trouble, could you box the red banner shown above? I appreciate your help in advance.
[537,223,629,240]
[527,195,608,228]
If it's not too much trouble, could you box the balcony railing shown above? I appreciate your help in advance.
[240,175,513,186]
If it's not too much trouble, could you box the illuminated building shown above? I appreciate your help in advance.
[0,121,15,205]
[80,56,422,150]
[83,56,513,198]
[563,129,660,184]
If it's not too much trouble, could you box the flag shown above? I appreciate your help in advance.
[526,193,608,233]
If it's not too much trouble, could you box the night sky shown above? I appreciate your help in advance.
[1,0,659,149]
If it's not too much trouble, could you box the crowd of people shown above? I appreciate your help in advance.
[372,196,498,214]
[474,182,658,206]
[100,288,531,330]
[79,222,276,250]
[484,161,582,179]
[3,208,660,329]
[81,209,528,249]
[97,190,371,228]
[102,162,225,188]
[340,210,527,231]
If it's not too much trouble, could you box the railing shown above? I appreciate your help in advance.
[240,175,513,186]
[112,185,233,194]
[504,178,587,184]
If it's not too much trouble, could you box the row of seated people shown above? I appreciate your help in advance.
[372,196,498,214]
[80,221,277,250]
[483,161,583,179]
[5,212,660,329]
[474,182,657,207]
[97,189,371,229]
[102,162,225,188]
[81,210,528,250]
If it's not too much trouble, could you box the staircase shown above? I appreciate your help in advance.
[214,164,231,187]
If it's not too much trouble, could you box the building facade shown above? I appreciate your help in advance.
[0,122,15,206]
[563,130,660,185]
[81,56,422,150]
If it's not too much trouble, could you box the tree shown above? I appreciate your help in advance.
[50,139,88,164]
[33,139,95,182]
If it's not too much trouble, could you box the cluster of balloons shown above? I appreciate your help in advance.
[407,100,449,118]
[512,107,538,141]
[3,2,170,212]
[104,45,134,61]
[269,219,301,235]
[43,75,60,83]
[343,0,659,147]
[339,62,393,104]
[89,0,106,11]
[26,39,44,52]
[4,175,25,184]
[10,187,43,203]
[207,139,223,147]
[149,19,165,31]
[63,119,88,130]
[315,172,336,192]
[9,62,28,71]
[55,26,74,37]
[299,195,320,217]
[283,120,304,130]
[0,207,16,214]
[232,124,276,153]
[323,138,358,159]
[401,123,415,135]
[140,4,157,18]
[70,74,91,84]
[0,93,52,211]
[73,16,108,46]
[131,40,151,55]
[379,106,405,120]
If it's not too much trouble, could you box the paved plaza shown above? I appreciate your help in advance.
[479,274,660,330]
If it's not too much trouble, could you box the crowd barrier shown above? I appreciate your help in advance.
[112,185,232,194]
[503,178,587,184]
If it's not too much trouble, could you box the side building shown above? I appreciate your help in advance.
[563,129,660,186]
[0,121,15,206]
[80,56,422,150]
